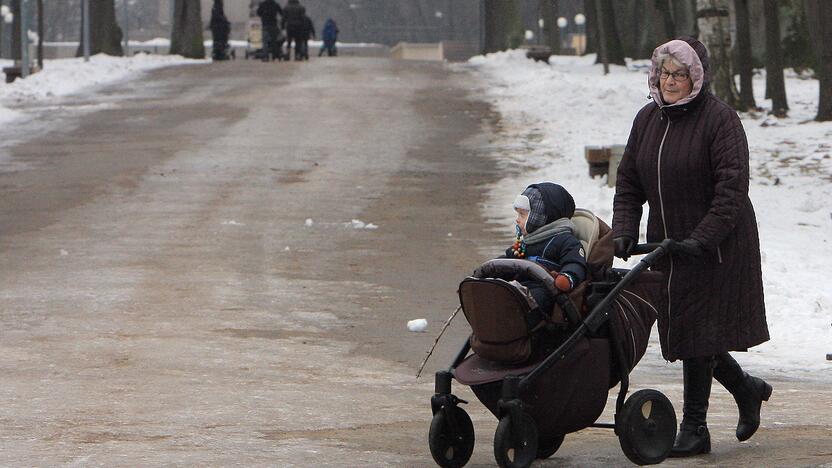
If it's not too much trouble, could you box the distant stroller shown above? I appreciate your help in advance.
[428,210,679,467]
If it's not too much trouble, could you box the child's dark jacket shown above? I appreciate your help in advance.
[505,219,587,284]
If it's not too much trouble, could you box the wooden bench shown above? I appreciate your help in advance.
[524,45,553,64]
[3,65,38,83]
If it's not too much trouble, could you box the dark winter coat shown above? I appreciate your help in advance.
[504,220,587,284]
[257,0,282,28]
[612,37,769,361]
[301,16,315,40]
[210,7,231,43]
[282,0,306,32]
[322,19,338,43]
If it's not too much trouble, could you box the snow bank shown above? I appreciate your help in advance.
[460,50,832,378]
[0,53,206,123]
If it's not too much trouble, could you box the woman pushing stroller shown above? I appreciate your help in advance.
[613,36,772,457]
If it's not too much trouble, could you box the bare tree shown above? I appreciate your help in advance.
[77,0,124,56]
[763,0,788,116]
[697,0,741,108]
[11,0,20,60]
[594,0,625,65]
[734,0,757,110]
[539,0,559,54]
[673,0,699,37]
[170,0,204,58]
[483,0,522,53]
[805,0,832,121]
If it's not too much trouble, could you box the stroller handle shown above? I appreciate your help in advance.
[630,239,676,257]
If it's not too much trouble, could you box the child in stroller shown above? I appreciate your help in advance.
[506,183,587,315]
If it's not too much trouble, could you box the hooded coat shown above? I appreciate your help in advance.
[612,37,769,361]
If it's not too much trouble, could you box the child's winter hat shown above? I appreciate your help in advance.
[513,183,575,234]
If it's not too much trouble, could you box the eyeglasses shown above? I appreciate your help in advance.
[660,69,690,82]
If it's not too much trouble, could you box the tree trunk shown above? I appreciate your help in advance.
[0,1,4,59]
[77,0,124,56]
[734,0,756,110]
[594,0,625,65]
[673,0,699,37]
[763,0,788,116]
[539,0,560,54]
[656,0,676,39]
[697,0,741,109]
[11,0,20,60]
[805,0,832,121]
[585,0,597,55]
[483,0,522,53]
[170,0,204,58]
[635,1,670,59]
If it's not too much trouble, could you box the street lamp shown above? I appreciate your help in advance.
[574,13,586,55]
[537,18,544,45]
[556,16,567,51]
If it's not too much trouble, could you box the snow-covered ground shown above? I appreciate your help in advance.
[0,53,206,126]
[459,51,831,379]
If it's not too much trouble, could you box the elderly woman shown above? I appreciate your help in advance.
[612,37,772,457]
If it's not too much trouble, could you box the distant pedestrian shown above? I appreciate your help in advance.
[299,15,315,60]
[210,0,232,61]
[283,0,306,61]
[319,18,339,57]
[257,0,283,61]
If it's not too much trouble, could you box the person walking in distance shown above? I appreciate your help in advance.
[319,18,339,57]
[256,0,283,61]
[282,0,306,61]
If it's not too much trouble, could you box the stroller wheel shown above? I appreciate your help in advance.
[536,434,564,459]
[428,405,475,468]
[493,412,538,468]
[617,389,677,465]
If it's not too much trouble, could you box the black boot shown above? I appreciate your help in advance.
[670,356,713,457]
[713,352,773,441]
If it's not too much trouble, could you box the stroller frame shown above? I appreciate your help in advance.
[429,240,678,467]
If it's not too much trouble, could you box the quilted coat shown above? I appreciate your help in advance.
[612,37,769,361]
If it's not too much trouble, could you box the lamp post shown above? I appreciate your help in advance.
[556,16,567,52]
[82,0,90,61]
[537,18,544,46]
[1,7,11,59]
[123,0,129,56]
[574,13,586,56]
[20,0,28,77]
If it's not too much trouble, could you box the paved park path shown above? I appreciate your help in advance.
[0,57,829,466]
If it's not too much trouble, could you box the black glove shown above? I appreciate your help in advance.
[613,236,636,260]
[672,238,704,258]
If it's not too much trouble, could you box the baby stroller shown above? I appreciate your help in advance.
[428,210,678,467]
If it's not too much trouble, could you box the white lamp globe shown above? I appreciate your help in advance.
[574,13,586,26]
[557,17,567,28]
[1,5,9,16]
[525,30,534,41]
[4,13,13,24]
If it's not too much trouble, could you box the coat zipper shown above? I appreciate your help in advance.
[717,246,723,264]
[656,114,673,351]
